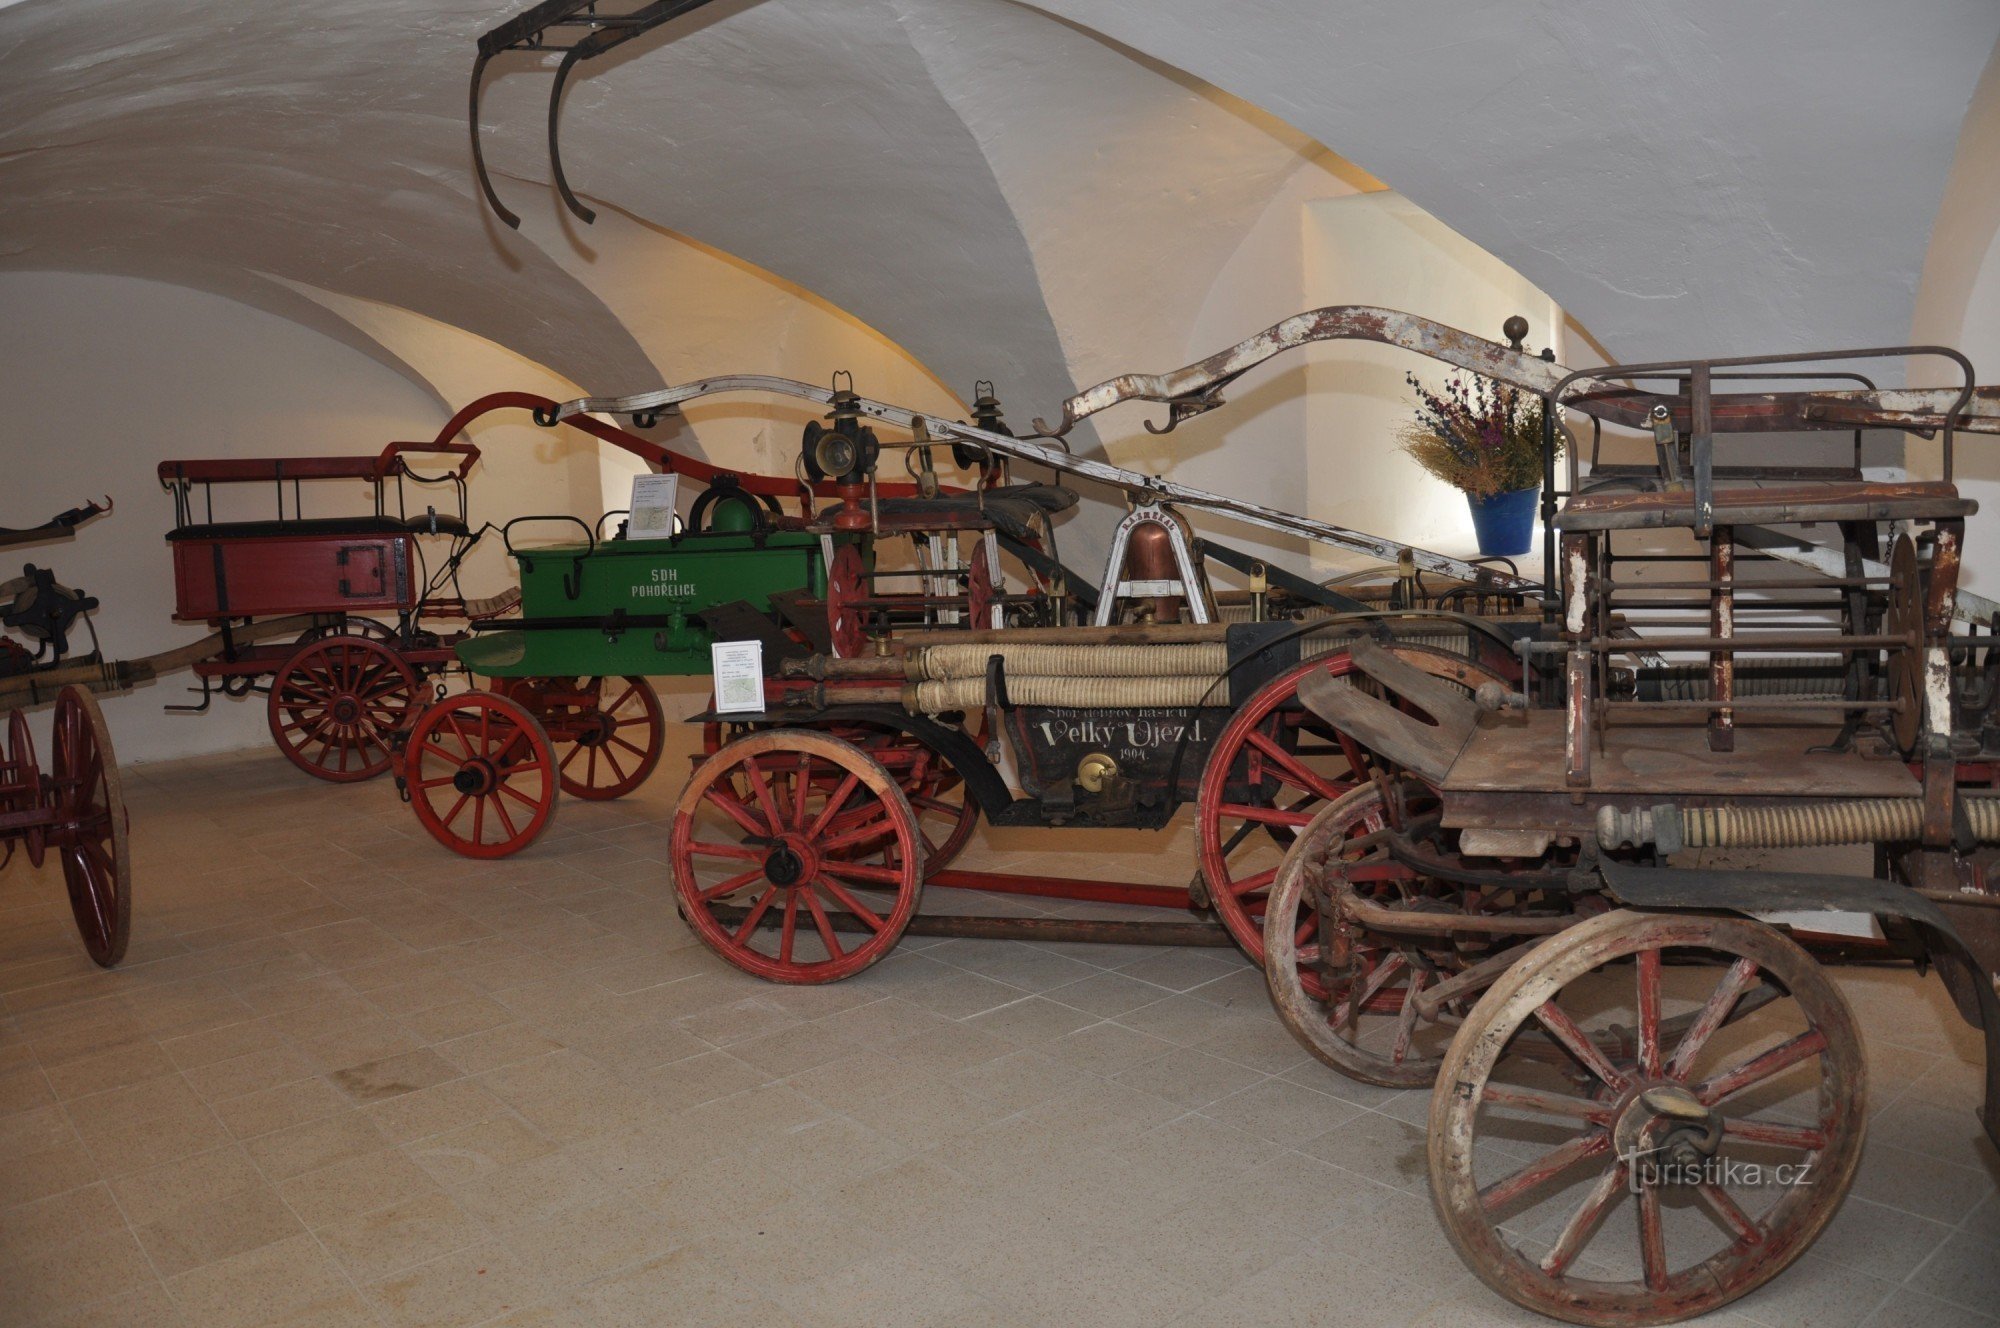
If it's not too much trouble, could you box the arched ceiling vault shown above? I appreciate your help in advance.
[3,0,1998,443]
[1021,0,2000,365]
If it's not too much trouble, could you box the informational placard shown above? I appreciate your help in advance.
[628,472,681,538]
[710,639,766,714]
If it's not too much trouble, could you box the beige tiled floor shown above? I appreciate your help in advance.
[1,729,1996,1327]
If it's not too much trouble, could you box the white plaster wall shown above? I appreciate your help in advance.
[1915,41,2000,596]
[0,272,452,765]
[1302,194,1563,569]
[1935,233,2000,597]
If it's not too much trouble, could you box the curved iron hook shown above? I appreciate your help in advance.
[548,43,597,225]
[469,49,522,230]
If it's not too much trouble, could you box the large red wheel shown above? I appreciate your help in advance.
[50,689,130,967]
[1196,643,1501,965]
[404,692,558,859]
[699,717,981,877]
[672,730,922,984]
[1431,911,1865,1325]
[3,708,46,869]
[267,634,419,782]
[505,676,664,800]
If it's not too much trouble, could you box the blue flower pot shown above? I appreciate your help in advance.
[1466,486,1539,557]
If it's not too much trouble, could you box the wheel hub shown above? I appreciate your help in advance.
[571,710,615,748]
[1614,1083,1721,1181]
[763,843,808,886]
[453,759,497,796]
[330,695,362,725]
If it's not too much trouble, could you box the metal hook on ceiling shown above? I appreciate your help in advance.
[468,0,728,230]
[548,43,596,225]
[469,48,522,230]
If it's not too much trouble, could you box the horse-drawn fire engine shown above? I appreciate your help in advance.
[545,308,2000,1325]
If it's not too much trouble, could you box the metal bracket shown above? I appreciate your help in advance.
[471,0,726,228]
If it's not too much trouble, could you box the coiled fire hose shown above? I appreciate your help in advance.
[907,642,1228,681]
[908,674,1223,712]
[1599,796,2000,851]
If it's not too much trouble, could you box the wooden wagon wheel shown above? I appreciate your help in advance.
[404,692,558,858]
[672,730,922,983]
[827,544,869,659]
[700,716,981,877]
[3,707,47,869]
[50,688,130,967]
[1430,910,1864,1326]
[1262,783,1491,1087]
[1197,642,1503,966]
[506,676,664,800]
[267,634,419,782]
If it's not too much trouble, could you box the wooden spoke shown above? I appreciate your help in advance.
[1479,1131,1612,1215]
[1637,1185,1669,1293]
[1478,1083,1614,1124]
[813,877,887,931]
[1636,947,1662,1079]
[1666,956,1760,1079]
[1696,1030,1828,1107]
[1695,1181,1764,1247]
[1533,1000,1630,1092]
[1539,1161,1628,1277]
[697,867,765,904]
[1719,1118,1827,1151]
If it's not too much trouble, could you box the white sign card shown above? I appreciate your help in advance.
[710,639,766,715]
[628,472,681,538]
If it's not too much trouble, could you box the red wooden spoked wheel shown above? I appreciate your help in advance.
[672,730,922,983]
[404,692,558,859]
[827,544,868,658]
[1431,911,1864,1325]
[3,708,47,869]
[1263,783,1545,1087]
[507,676,664,800]
[700,718,980,876]
[1196,643,1501,965]
[267,634,419,782]
[50,688,130,967]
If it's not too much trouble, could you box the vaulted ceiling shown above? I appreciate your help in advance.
[3,0,1997,426]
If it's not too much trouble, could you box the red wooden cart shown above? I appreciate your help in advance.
[156,440,493,782]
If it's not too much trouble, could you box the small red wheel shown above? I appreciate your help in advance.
[268,634,419,782]
[827,544,868,659]
[507,676,664,800]
[50,688,130,967]
[672,730,922,983]
[4,708,47,869]
[404,692,558,859]
[1197,643,1501,966]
